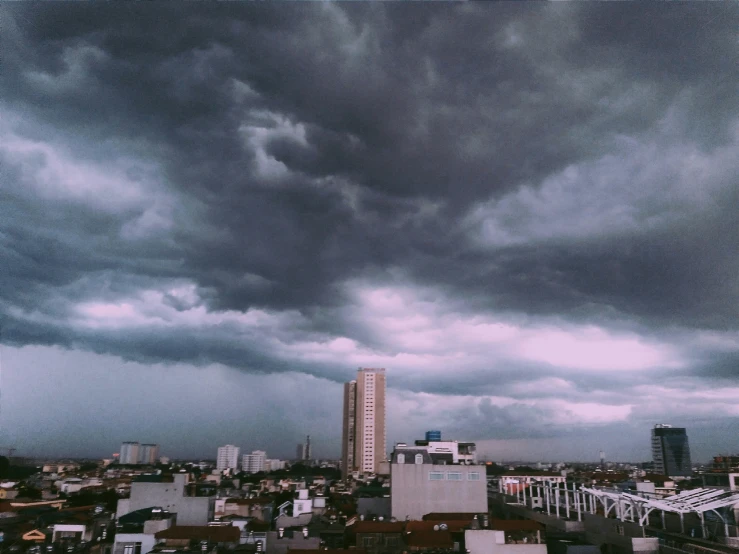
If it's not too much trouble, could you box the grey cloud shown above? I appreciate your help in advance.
[0,2,738,459]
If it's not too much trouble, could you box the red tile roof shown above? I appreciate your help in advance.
[422,513,478,521]
[405,530,453,548]
[350,521,405,534]
[405,521,471,533]
[290,551,367,554]
[225,497,272,505]
[489,519,543,531]
[154,525,240,542]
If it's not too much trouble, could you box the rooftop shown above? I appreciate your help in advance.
[349,521,405,534]
[155,525,240,543]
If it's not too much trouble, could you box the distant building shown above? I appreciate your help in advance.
[712,455,739,471]
[651,424,692,477]
[265,459,286,471]
[304,435,312,461]
[425,430,442,442]
[120,442,140,465]
[389,446,487,520]
[243,450,267,474]
[139,444,160,465]
[296,443,305,460]
[342,368,387,477]
[216,445,240,471]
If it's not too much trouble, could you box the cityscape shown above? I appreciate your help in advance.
[1,4,739,554]
[0,367,737,554]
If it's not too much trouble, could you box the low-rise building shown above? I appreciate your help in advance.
[117,473,214,526]
[390,448,487,521]
[349,521,405,554]
[153,525,240,554]
[465,520,546,554]
[114,507,174,554]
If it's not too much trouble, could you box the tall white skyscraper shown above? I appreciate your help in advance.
[216,444,240,471]
[242,450,267,473]
[342,368,386,477]
[120,442,140,465]
[139,444,160,465]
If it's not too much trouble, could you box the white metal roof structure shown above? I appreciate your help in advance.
[582,486,739,535]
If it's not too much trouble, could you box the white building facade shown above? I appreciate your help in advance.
[120,442,140,465]
[217,445,241,471]
[242,450,266,473]
[139,444,160,465]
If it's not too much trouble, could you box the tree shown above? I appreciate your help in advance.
[18,484,42,500]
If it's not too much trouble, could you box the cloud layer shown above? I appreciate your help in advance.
[1,3,738,460]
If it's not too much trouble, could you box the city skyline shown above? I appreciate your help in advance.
[1,3,738,462]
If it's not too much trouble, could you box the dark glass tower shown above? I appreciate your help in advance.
[651,424,692,477]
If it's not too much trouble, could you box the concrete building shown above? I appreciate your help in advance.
[465,520,546,554]
[216,445,240,471]
[413,437,477,464]
[389,448,487,520]
[139,444,160,465]
[266,459,286,471]
[342,368,387,476]
[651,424,692,477]
[304,435,312,462]
[120,442,140,465]
[243,450,267,474]
[116,473,214,526]
[114,507,174,554]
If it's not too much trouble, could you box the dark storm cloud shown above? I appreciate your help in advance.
[1,1,738,399]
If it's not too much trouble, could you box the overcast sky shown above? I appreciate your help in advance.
[1,3,738,463]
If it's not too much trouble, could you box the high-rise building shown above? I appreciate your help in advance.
[120,442,140,465]
[425,430,442,442]
[304,435,311,461]
[296,443,304,460]
[216,445,240,471]
[242,450,267,473]
[342,367,386,477]
[651,424,692,477]
[139,444,160,465]
[341,381,356,478]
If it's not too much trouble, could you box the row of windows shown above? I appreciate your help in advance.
[428,471,481,481]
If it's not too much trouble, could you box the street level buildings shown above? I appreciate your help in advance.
[651,424,692,477]
[342,367,387,476]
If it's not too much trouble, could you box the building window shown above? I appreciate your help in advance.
[396,453,405,464]
[123,545,141,554]
[468,472,481,480]
[447,472,463,480]
[429,472,444,480]
[415,454,424,464]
